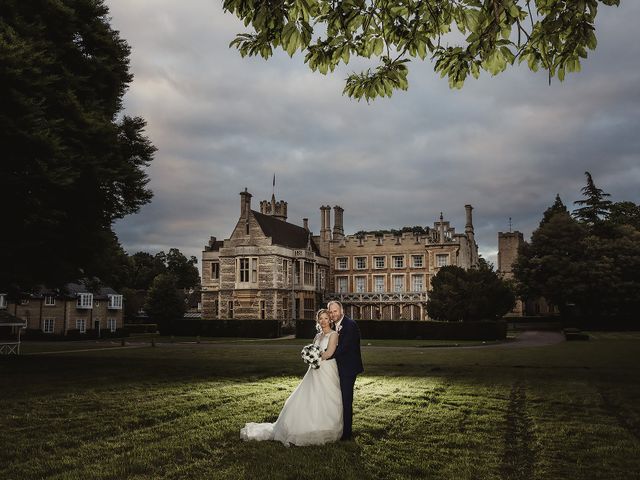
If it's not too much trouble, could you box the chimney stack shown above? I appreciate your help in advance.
[465,204,474,234]
[333,205,344,240]
[303,218,309,231]
[320,205,331,241]
[240,188,252,217]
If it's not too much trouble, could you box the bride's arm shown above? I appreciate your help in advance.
[321,333,338,360]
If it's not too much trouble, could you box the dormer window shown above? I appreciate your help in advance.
[76,293,93,309]
[44,296,56,306]
[108,295,123,310]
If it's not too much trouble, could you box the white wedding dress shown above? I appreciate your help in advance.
[240,332,343,446]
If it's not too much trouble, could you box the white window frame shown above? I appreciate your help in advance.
[336,257,348,270]
[0,294,6,309]
[392,255,405,269]
[373,256,386,269]
[20,299,30,306]
[392,274,405,292]
[373,275,385,293]
[336,276,349,293]
[43,318,55,333]
[436,253,450,267]
[108,295,123,310]
[303,261,315,286]
[76,293,93,309]
[411,255,424,268]
[76,318,86,333]
[354,256,367,270]
[107,318,117,332]
[411,274,424,292]
[283,259,290,285]
[260,300,266,319]
[44,296,56,306]
[354,275,367,293]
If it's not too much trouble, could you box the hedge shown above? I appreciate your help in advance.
[296,319,507,340]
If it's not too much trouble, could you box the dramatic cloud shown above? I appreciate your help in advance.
[108,0,640,267]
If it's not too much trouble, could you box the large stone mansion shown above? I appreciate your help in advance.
[201,189,479,321]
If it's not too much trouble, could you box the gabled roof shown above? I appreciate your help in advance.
[252,210,321,255]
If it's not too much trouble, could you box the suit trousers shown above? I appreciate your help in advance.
[339,372,357,439]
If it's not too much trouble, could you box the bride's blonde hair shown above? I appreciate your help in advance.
[315,308,333,332]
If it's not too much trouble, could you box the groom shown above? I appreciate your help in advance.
[328,300,364,441]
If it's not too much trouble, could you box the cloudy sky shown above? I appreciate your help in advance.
[107,1,640,268]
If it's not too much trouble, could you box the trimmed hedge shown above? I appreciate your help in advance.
[296,319,507,340]
[167,319,281,338]
[124,323,158,334]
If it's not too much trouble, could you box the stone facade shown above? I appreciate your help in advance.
[1,283,125,335]
[201,189,329,320]
[202,190,480,321]
[319,206,479,320]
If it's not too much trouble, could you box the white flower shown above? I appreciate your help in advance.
[300,344,322,369]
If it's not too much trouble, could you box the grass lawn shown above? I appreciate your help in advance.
[1,333,639,480]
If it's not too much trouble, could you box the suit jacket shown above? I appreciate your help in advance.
[332,315,364,377]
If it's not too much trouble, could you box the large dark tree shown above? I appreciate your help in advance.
[427,259,514,321]
[144,274,186,334]
[223,0,620,100]
[512,197,588,315]
[0,0,155,293]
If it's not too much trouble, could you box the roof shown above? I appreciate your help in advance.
[252,210,321,255]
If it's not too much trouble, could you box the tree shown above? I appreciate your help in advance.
[0,1,155,293]
[573,171,612,228]
[144,274,186,334]
[608,201,640,231]
[426,259,514,321]
[512,198,588,315]
[223,0,620,101]
[164,248,200,290]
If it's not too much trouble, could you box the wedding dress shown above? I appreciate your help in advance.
[240,332,343,446]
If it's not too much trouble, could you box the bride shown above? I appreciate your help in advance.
[240,309,343,446]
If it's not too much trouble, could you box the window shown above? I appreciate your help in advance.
[44,296,56,306]
[354,276,367,293]
[211,262,220,280]
[282,297,289,319]
[107,318,117,332]
[283,259,290,285]
[304,298,315,320]
[260,300,266,319]
[108,295,123,310]
[303,261,315,286]
[336,276,348,293]
[0,294,7,309]
[373,275,385,293]
[392,275,404,292]
[374,256,386,269]
[392,256,404,268]
[336,257,348,270]
[228,301,234,319]
[238,257,257,283]
[20,299,30,306]
[76,293,93,309]
[317,269,326,290]
[436,254,449,267]
[411,274,424,292]
[76,319,86,333]
[411,255,424,268]
[43,318,55,333]
[251,258,258,283]
[355,256,367,270]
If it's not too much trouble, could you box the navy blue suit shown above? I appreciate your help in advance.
[332,315,364,440]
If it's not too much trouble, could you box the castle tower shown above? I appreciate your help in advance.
[498,231,525,278]
[259,194,288,221]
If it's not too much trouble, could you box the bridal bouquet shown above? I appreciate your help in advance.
[301,344,322,369]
